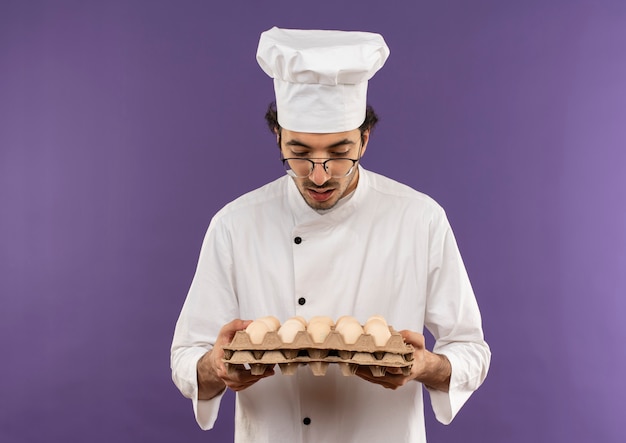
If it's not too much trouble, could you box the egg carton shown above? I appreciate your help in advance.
[223,329,414,377]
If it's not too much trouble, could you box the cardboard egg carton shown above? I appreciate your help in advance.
[223,328,414,377]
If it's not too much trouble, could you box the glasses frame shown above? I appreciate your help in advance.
[280,157,360,179]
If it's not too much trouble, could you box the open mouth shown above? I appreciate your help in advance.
[307,188,335,202]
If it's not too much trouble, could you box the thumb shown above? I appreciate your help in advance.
[218,319,253,344]
[399,330,425,349]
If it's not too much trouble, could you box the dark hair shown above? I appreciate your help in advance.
[264,101,379,145]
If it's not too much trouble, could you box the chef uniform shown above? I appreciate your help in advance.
[171,27,490,443]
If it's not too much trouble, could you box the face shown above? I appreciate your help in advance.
[279,128,369,210]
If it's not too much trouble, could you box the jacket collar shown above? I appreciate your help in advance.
[287,165,368,226]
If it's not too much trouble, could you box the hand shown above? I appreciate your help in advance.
[355,329,451,392]
[197,319,275,399]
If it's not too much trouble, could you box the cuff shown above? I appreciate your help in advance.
[193,388,227,430]
[427,351,473,425]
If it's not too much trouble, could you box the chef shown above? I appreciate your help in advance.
[171,26,491,442]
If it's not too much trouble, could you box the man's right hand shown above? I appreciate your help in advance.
[197,319,275,400]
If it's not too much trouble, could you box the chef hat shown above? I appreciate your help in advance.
[256,27,390,133]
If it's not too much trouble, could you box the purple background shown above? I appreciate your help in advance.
[1,1,625,442]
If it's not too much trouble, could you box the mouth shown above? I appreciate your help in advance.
[307,187,335,202]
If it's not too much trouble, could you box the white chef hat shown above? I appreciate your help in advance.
[256,27,390,133]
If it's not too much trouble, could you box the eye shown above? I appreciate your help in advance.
[290,150,309,157]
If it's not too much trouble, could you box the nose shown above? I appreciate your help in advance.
[309,162,330,185]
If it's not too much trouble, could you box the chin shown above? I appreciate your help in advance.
[306,197,339,211]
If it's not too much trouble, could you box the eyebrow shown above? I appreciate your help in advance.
[284,138,356,150]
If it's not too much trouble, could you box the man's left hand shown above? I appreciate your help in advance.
[355,329,451,392]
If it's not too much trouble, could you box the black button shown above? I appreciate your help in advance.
[303,417,311,425]
[298,297,306,305]
[294,236,302,244]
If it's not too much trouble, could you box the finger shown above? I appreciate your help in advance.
[214,361,228,380]
[223,365,275,389]
[355,367,404,389]
[399,330,425,349]
[354,370,384,385]
[219,319,253,344]
[227,373,274,392]
[355,374,398,390]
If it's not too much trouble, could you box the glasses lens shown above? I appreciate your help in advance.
[284,159,313,177]
[326,159,355,178]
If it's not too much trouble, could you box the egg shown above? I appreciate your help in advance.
[245,320,270,344]
[366,314,388,326]
[257,315,280,331]
[291,316,308,327]
[309,316,335,327]
[307,321,332,343]
[364,317,387,330]
[335,315,360,329]
[337,321,364,345]
[364,320,391,346]
[277,319,306,343]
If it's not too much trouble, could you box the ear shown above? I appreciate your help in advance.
[360,129,370,156]
[275,128,281,145]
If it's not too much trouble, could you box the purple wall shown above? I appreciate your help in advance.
[1,1,625,442]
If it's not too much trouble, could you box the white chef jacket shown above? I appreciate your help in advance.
[171,166,490,443]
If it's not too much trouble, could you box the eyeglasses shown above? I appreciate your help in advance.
[281,157,359,178]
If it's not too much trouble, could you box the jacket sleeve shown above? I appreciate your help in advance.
[424,208,491,424]
[170,213,239,429]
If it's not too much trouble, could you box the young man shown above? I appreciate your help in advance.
[171,27,490,442]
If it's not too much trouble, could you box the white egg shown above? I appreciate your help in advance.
[336,315,360,329]
[337,321,364,345]
[307,321,331,343]
[257,316,280,331]
[309,316,335,327]
[366,315,388,326]
[364,321,391,346]
[277,319,305,343]
[364,317,386,329]
[364,317,387,331]
[291,316,308,327]
[282,318,305,328]
[245,320,270,345]
[335,317,361,333]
